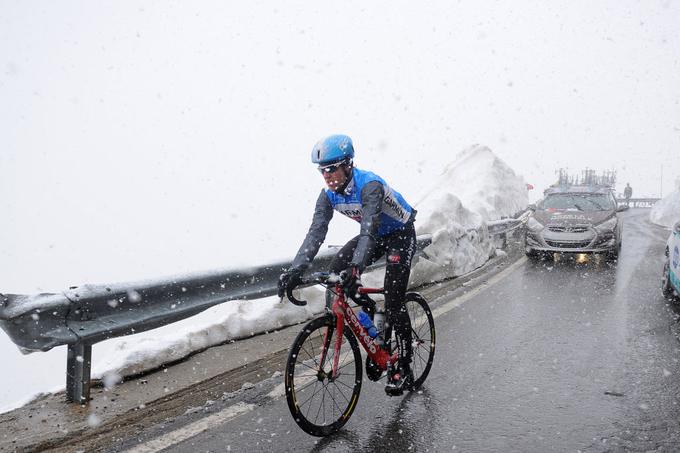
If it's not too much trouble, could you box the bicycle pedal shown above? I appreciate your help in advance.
[384,388,403,397]
[385,372,411,396]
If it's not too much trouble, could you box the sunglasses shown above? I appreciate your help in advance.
[317,162,344,174]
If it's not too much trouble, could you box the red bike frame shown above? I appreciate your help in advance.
[318,283,397,379]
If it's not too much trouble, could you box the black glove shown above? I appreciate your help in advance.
[339,265,361,300]
[278,267,303,298]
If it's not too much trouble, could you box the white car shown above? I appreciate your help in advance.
[662,220,680,300]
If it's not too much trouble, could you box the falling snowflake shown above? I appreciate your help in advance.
[87,413,101,427]
[103,372,121,389]
[127,290,142,303]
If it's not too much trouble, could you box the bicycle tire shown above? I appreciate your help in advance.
[662,255,679,302]
[285,314,362,437]
[384,292,436,390]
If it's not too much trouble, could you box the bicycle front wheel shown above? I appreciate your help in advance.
[284,314,362,437]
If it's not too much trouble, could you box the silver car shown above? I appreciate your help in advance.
[524,185,624,260]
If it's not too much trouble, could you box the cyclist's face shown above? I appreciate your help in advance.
[320,164,349,191]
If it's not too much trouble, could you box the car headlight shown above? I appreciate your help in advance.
[594,217,618,234]
[527,217,545,232]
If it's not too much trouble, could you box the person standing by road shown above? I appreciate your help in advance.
[624,183,633,207]
[277,134,418,395]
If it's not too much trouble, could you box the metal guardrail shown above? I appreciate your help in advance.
[487,214,530,236]
[1,218,525,405]
[0,235,433,403]
[616,197,660,208]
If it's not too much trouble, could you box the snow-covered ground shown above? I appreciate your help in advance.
[0,146,527,413]
[650,178,680,228]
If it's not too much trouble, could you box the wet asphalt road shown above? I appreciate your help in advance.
[127,209,680,452]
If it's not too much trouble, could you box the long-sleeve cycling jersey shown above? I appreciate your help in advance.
[291,168,415,271]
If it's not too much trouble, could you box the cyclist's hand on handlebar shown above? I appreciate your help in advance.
[278,267,303,298]
[339,265,362,299]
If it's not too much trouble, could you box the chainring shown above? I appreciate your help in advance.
[365,356,384,381]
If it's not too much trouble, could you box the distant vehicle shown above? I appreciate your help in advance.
[524,184,624,260]
[662,220,680,301]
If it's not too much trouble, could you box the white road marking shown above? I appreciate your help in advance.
[124,401,255,453]
[430,256,527,320]
[126,256,526,451]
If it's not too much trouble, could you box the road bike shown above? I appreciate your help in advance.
[282,272,436,436]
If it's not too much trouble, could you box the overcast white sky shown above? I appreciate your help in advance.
[2,1,679,293]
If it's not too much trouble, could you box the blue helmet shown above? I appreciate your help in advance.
[311,134,354,165]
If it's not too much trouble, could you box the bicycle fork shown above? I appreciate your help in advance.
[315,304,346,381]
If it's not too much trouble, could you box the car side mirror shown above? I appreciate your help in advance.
[674,221,680,234]
[527,203,537,211]
[616,205,627,212]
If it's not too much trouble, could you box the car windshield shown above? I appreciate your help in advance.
[541,194,614,211]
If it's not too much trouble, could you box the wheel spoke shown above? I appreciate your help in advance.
[332,378,356,394]
[313,383,326,425]
[298,381,323,410]
[328,384,349,413]
[296,376,321,394]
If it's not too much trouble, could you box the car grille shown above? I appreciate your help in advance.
[547,225,590,233]
[545,240,592,249]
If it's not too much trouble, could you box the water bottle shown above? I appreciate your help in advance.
[357,310,379,339]
[373,310,385,346]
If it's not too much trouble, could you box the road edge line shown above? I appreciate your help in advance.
[430,256,527,320]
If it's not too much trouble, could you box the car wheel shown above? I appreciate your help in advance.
[606,249,619,262]
[525,249,541,260]
[662,256,679,301]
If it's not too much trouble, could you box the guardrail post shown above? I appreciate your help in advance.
[66,342,92,404]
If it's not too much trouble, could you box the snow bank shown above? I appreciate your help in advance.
[93,287,326,381]
[408,145,528,284]
[414,144,529,221]
[650,178,680,228]
[92,145,527,386]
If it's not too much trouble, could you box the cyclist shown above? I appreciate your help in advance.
[277,134,417,395]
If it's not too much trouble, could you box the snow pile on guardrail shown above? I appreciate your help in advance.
[650,178,680,228]
[407,144,528,284]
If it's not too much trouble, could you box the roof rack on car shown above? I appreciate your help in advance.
[545,168,617,194]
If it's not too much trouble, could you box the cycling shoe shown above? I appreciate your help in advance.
[384,368,413,396]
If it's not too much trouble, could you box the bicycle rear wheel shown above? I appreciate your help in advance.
[285,314,362,437]
[405,292,436,388]
[385,292,436,389]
